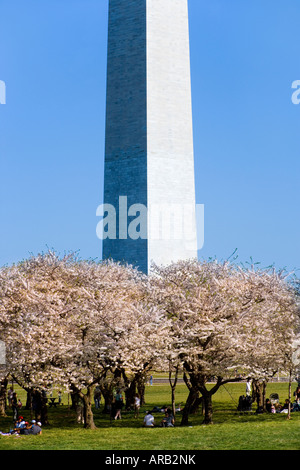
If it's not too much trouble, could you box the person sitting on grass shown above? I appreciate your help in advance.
[160,411,175,427]
[143,411,155,427]
[31,421,42,435]
[20,422,33,435]
[14,416,26,431]
[291,401,300,412]
[271,404,276,413]
[265,399,271,412]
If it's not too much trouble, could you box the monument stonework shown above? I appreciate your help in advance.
[103,0,197,273]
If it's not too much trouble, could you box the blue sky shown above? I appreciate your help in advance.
[0,0,299,273]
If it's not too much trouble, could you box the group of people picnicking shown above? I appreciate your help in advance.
[143,406,176,428]
[0,415,42,437]
[266,384,300,414]
[238,380,300,414]
[1,388,45,437]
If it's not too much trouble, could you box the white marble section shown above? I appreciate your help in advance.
[146,0,197,271]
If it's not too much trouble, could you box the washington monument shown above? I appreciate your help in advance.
[102,0,198,274]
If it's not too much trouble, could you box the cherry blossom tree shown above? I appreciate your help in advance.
[0,253,142,427]
[0,251,168,428]
[150,259,299,424]
[233,266,300,413]
[0,258,67,423]
[150,259,245,424]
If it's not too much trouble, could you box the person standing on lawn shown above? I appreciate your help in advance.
[134,395,140,418]
[246,378,252,397]
[114,390,124,420]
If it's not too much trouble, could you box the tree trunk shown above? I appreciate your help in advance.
[41,393,49,425]
[35,390,49,425]
[262,381,267,412]
[71,392,84,423]
[288,371,292,420]
[32,389,49,425]
[0,376,8,417]
[171,387,176,419]
[81,386,96,429]
[26,389,33,410]
[100,384,114,414]
[137,375,146,406]
[252,379,264,411]
[181,387,199,426]
[190,395,203,415]
[201,390,213,425]
[125,378,137,410]
[70,391,77,410]
[169,367,178,420]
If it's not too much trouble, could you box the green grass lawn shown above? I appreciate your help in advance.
[0,381,299,450]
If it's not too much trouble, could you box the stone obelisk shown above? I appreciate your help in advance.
[102,0,197,274]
